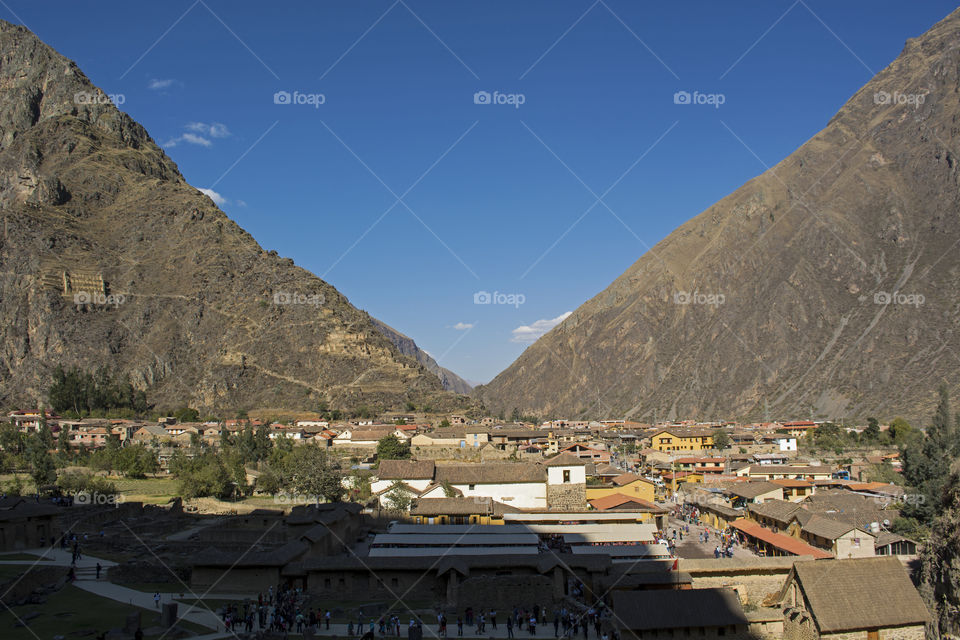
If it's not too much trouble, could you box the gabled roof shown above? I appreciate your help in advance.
[377,459,436,480]
[611,472,653,486]
[800,515,873,541]
[436,463,544,484]
[544,452,588,467]
[747,499,801,524]
[409,496,522,516]
[783,557,929,632]
[588,493,664,512]
[611,588,747,630]
[727,482,782,499]
[730,519,832,559]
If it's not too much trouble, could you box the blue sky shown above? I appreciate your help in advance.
[4,1,956,384]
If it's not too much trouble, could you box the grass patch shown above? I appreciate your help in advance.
[0,553,53,561]
[0,584,208,640]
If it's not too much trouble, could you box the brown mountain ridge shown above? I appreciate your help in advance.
[477,8,960,424]
[0,20,469,413]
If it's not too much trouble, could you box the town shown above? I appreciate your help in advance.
[0,399,945,640]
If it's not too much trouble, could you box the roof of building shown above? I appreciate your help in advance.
[435,463,544,484]
[611,588,747,630]
[771,478,813,489]
[727,482,782,499]
[544,452,588,467]
[747,500,802,524]
[730,519,833,559]
[409,496,523,517]
[588,493,664,512]
[376,459,436,480]
[800,515,873,541]
[784,557,930,632]
[611,472,652,486]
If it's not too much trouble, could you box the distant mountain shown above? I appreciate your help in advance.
[370,319,472,394]
[0,20,468,413]
[477,8,960,424]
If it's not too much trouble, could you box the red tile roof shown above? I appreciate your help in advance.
[731,519,832,559]
[589,493,663,512]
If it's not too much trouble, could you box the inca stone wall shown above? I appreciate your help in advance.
[547,483,586,511]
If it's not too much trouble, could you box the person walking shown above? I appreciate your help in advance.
[327,610,332,630]
[154,592,161,609]
[457,617,463,637]
[506,615,514,639]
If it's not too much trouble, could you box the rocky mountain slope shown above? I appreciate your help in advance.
[370,319,472,394]
[478,8,960,423]
[0,20,467,412]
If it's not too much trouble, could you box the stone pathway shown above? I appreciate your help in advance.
[665,515,757,560]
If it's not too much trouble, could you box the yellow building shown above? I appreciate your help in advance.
[586,473,656,503]
[649,428,715,452]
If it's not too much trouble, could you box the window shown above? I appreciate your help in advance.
[324,578,331,588]
[468,484,476,490]
[563,470,571,483]
[391,578,399,587]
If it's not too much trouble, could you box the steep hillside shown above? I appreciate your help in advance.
[0,20,465,413]
[478,8,960,423]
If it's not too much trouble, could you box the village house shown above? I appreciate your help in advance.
[0,497,60,551]
[726,482,784,506]
[771,478,815,502]
[649,427,715,452]
[779,557,929,640]
[586,473,656,504]
[611,588,750,639]
[798,515,876,559]
[779,421,818,438]
[370,460,437,495]
[735,464,833,481]
[410,428,490,448]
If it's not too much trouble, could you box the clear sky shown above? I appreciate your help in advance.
[4,1,956,385]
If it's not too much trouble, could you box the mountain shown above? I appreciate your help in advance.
[477,8,960,424]
[370,319,473,394]
[0,20,468,413]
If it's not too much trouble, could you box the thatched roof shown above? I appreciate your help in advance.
[435,463,544,484]
[377,459,435,480]
[783,557,929,632]
[747,499,801,524]
[611,588,747,630]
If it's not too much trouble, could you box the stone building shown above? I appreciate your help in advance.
[778,557,929,640]
[544,452,587,511]
[0,498,59,551]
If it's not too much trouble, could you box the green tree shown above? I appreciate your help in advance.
[439,419,451,429]
[901,385,955,522]
[25,435,56,492]
[57,425,72,462]
[117,444,159,478]
[174,407,200,423]
[712,429,730,450]
[284,445,344,503]
[383,480,413,511]
[376,434,410,461]
[864,417,880,442]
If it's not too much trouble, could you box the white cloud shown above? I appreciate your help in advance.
[198,188,227,206]
[453,322,474,330]
[511,311,572,344]
[186,122,230,138]
[148,78,175,90]
[164,132,212,148]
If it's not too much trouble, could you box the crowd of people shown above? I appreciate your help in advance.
[203,584,624,640]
